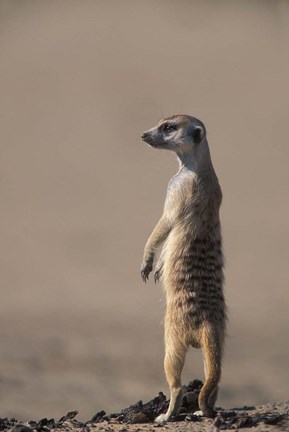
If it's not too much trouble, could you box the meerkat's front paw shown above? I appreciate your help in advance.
[155,413,170,424]
[154,266,163,283]
[140,261,153,282]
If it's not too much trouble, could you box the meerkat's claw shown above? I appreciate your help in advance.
[154,268,162,283]
[141,270,147,282]
[141,273,147,282]
[140,262,153,282]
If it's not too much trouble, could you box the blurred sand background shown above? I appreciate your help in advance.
[0,0,288,421]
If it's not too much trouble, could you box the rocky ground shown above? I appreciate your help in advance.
[1,381,288,432]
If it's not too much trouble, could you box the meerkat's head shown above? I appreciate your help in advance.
[141,115,206,155]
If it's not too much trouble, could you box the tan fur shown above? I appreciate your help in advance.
[141,115,227,423]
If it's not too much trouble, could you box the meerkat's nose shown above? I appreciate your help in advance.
[142,131,149,141]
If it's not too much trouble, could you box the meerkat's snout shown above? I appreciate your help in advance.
[141,128,160,148]
[141,131,150,141]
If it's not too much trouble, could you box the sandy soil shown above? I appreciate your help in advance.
[1,396,288,432]
[0,0,288,422]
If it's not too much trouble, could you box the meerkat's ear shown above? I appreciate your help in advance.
[192,126,205,144]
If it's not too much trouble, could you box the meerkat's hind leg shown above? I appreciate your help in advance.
[155,332,188,424]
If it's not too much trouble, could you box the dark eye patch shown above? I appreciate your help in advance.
[162,123,176,133]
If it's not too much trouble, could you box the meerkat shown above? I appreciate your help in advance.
[140,115,227,424]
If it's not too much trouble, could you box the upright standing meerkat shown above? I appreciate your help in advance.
[140,115,226,423]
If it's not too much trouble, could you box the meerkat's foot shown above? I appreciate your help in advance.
[200,407,216,418]
[194,409,216,418]
[193,410,204,417]
[154,413,170,424]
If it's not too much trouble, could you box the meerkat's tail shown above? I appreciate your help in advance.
[198,323,223,418]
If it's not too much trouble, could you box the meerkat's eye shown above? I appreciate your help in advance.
[163,123,176,134]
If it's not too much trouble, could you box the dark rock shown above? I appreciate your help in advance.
[212,416,225,428]
[34,417,56,431]
[110,392,168,423]
[0,418,18,431]
[59,411,78,422]
[233,405,256,411]
[182,391,199,412]
[185,379,203,392]
[184,413,201,422]
[234,416,254,428]
[89,381,202,424]
[263,413,285,425]
[90,410,106,423]
[11,426,33,432]
[130,412,149,423]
